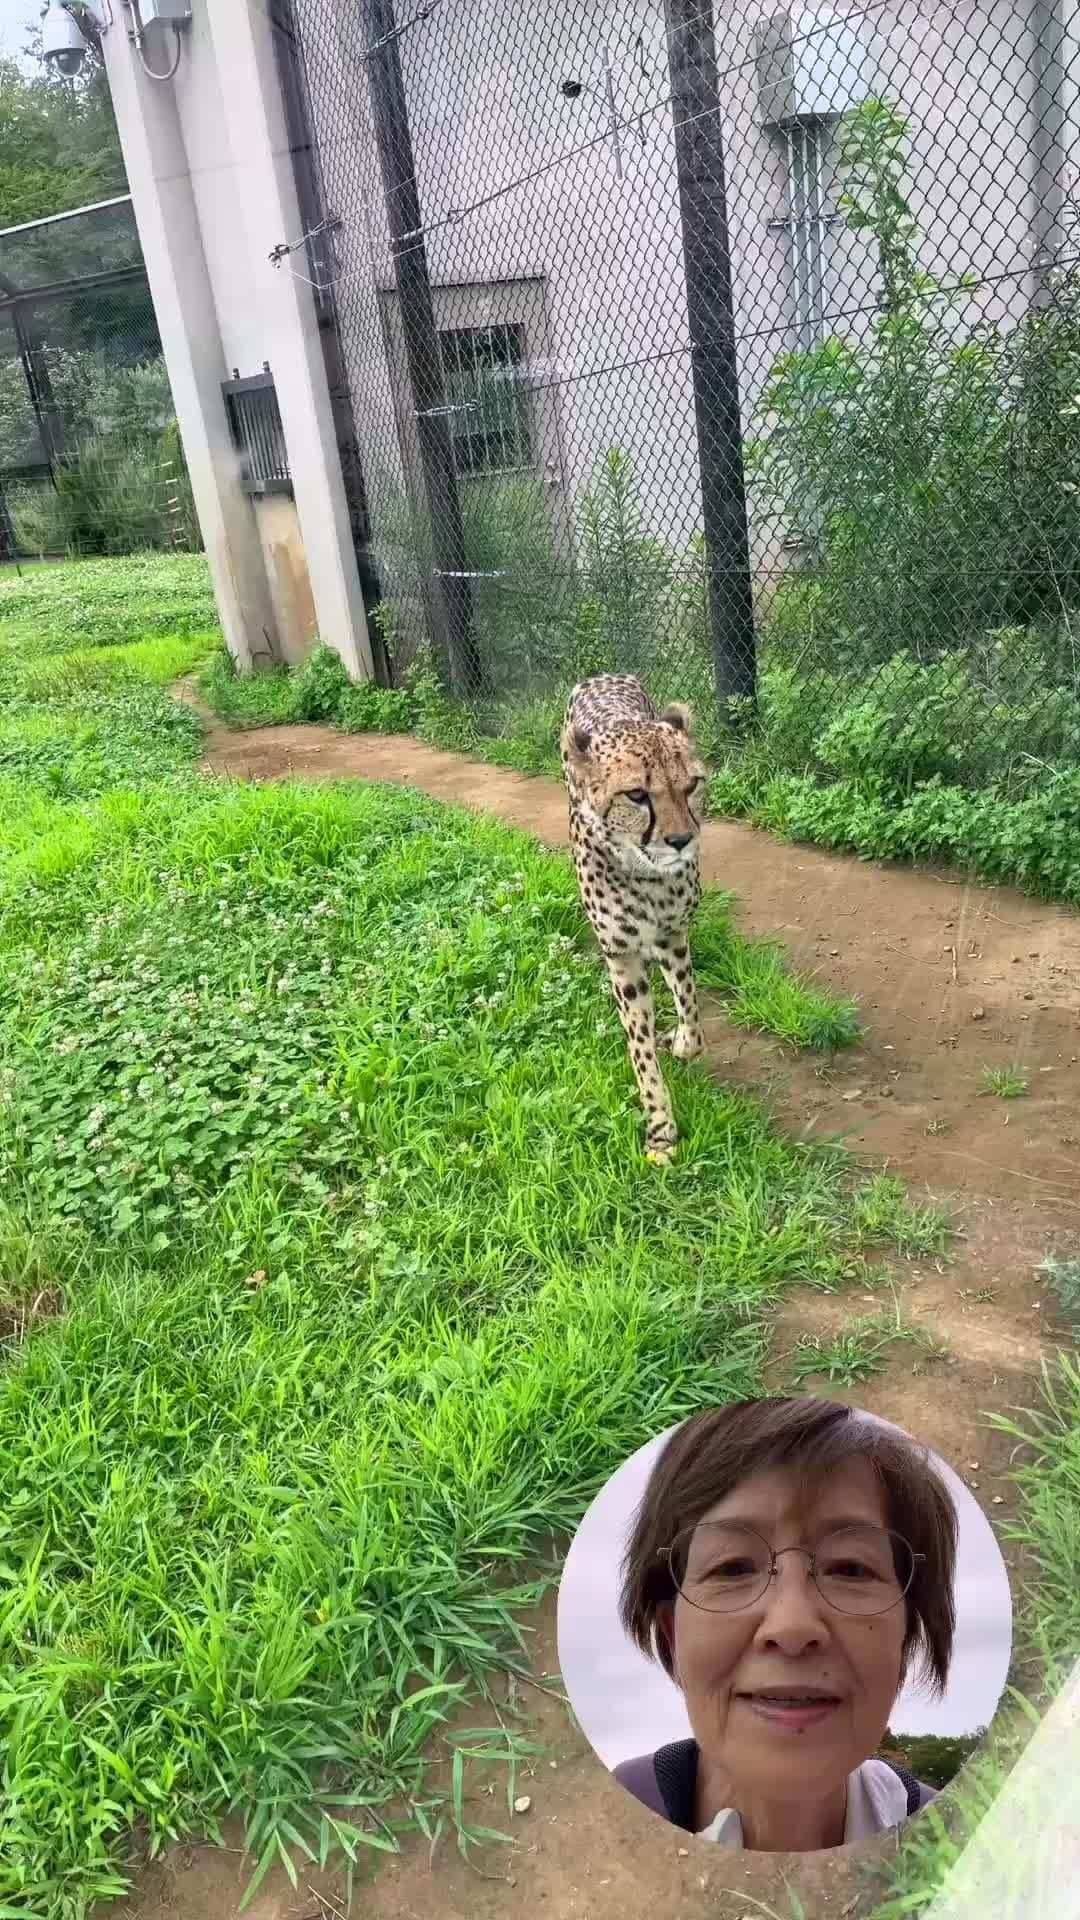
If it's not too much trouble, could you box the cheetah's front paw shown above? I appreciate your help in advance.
[645,1131,678,1166]
[670,1026,704,1062]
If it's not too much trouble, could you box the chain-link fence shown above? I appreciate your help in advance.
[279,2,1080,800]
[0,195,198,563]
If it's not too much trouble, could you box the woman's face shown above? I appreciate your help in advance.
[661,1458,908,1808]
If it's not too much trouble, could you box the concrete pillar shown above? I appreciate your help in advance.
[203,0,376,681]
[100,16,279,672]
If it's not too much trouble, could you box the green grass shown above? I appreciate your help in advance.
[3,555,1076,1920]
[0,776,900,1916]
[783,1292,949,1390]
[0,552,217,654]
[789,1328,889,1386]
[0,555,215,808]
[199,652,303,729]
[197,647,861,1056]
[12,631,216,701]
[0,558,925,1916]
[978,1065,1030,1100]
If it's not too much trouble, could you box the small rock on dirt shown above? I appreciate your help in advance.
[841,1088,864,1101]
[514,1795,532,1815]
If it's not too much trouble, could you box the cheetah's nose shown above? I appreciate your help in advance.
[665,833,693,851]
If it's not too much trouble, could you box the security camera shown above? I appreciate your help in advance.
[41,2,91,78]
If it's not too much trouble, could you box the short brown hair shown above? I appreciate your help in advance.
[619,1398,958,1697]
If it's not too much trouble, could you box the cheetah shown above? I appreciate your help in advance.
[561,673,708,1164]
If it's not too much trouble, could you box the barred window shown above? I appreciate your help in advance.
[438,324,532,476]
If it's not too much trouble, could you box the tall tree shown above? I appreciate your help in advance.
[0,20,125,231]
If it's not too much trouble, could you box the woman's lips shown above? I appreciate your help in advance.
[738,1694,842,1731]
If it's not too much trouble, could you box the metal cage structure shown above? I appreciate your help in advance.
[0,194,195,562]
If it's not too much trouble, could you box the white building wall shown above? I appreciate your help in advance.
[306,0,1063,585]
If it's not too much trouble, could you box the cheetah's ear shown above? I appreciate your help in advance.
[660,701,693,736]
[571,723,592,756]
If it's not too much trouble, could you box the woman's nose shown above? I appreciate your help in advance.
[754,1560,832,1646]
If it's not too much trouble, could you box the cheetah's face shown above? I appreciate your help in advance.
[564,702,707,873]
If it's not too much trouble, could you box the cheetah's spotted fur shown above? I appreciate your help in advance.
[561,674,707,1163]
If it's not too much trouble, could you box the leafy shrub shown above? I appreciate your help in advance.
[337,679,415,733]
[574,448,673,678]
[710,762,1080,903]
[5,476,70,556]
[10,433,182,558]
[749,97,1080,672]
[758,660,839,769]
[288,643,354,723]
[814,654,971,790]
[81,356,175,440]
[5,350,200,560]
[461,475,562,689]
[408,652,480,750]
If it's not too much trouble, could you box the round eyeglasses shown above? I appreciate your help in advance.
[661,1522,923,1618]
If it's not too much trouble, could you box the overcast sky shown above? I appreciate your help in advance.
[0,1,37,69]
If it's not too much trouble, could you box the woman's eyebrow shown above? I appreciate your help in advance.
[700,1512,881,1536]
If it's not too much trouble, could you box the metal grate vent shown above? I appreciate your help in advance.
[221,364,293,497]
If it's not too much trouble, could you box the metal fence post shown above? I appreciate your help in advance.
[665,0,757,709]
[9,296,67,471]
[359,0,483,697]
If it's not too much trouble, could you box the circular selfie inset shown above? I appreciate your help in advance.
[558,1397,1013,1853]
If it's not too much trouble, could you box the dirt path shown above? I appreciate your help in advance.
[180,696,1080,1215]
[109,696,1080,1920]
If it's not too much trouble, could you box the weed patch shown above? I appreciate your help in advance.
[978,1065,1029,1100]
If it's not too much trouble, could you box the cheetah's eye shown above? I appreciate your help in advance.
[625,788,649,806]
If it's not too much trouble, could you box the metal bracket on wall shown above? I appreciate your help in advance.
[268,215,346,291]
